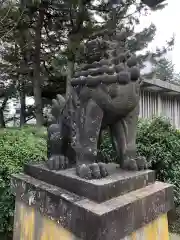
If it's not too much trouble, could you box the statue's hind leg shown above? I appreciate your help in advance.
[125,105,148,170]
[110,119,137,169]
[111,105,147,171]
[75,99,108,179]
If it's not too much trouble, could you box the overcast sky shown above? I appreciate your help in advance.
[138,0,179,72]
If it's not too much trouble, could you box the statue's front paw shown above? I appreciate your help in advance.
[76,162,108,180]
[47,155,69,170]
[136,156,148,170]
[122,156,148,171]
[123,158,138,171]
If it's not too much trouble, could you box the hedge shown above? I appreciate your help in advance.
[0,126,46,233]
[137,117,180,206]
[101,117,180,206]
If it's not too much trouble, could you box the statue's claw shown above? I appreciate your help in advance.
[98,162,109,177]
[76,162,108,180]
[136,156,148,170]
[123,158,138,171]
[76,164,92,179]
[122,156,148,171]
[47,155,69,170]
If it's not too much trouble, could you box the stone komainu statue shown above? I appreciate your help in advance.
[47,29,147,179]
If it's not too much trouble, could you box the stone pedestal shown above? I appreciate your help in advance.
[12,163,173,240]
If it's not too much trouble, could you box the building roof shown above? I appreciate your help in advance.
[141,79,180,96]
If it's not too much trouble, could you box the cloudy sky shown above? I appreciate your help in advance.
[139,0,179,72]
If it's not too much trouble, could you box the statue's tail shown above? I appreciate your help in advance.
[47,94,66,125]
[52,94,66,115]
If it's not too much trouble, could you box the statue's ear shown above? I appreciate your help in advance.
[141,0,165,8]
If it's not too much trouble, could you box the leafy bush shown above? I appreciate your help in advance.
[137,117,180,206]
[99,130,117,163]
[0,126,47,233]
[101,117,180,206]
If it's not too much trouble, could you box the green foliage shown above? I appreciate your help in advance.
[144,56,180,85]
[137,117,180,206]
[0,126,47,233]
[153,58,174,81]
[100,130,117,163]
[101,117,180,206]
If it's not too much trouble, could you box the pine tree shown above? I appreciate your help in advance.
[155,58,174,81]
[173,72,180,85]
[145,57,175,82]
[0,0,175,127]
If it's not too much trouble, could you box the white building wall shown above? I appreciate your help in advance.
[139,90,180,129]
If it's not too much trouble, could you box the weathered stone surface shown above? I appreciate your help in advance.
[12,173,173,240]
[13,200,170,240]
[24,163,155,203]
[13,201,80,240]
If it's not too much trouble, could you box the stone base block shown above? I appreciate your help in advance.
[13,201,169,240]
[13,201,79,240]
[23,163,155,203]
[12,163,174,240]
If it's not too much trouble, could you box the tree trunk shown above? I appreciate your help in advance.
[0,108,5,128]
[66,60,74,98]
[33,7,44,127]
[19,0,27,127]
[20,81,26,127]
[0,85,15,128]
[66,0,85,99]
[66,35,75,98]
